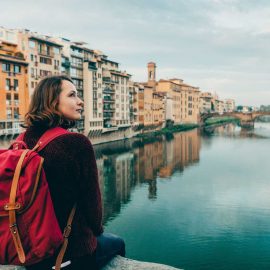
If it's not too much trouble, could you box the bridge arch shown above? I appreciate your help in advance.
[200,111,270,128]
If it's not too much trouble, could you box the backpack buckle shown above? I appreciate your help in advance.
[4,203,21,211]
[63,225,72,238]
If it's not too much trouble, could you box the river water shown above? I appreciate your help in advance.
[96,122,270,270]
[1,123,270,269]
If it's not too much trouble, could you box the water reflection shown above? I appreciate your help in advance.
[95,129,201,224]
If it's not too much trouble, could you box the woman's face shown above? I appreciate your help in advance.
[58,80,84,121]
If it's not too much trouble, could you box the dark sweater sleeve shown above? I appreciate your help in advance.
[73,134,104,236]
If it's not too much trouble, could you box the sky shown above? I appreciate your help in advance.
[1,0,270,106]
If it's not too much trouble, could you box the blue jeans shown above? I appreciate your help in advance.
[95,233,126,269]
[26,233,125,270]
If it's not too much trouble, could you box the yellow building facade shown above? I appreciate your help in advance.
[155,78,200,124]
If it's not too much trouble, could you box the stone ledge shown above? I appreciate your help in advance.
[0,256,182,270]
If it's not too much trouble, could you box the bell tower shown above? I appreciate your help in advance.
[147,62,156,84]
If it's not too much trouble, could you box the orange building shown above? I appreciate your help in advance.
[0,40,28,135]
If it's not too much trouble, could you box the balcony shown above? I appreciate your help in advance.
[103,97,115,103]
[102,126,118,133]
[70,62,83,69]
[103,107,115,112]
[0,127,22,136]
[103,78,118,85]
[62,60,71,68]
[70,50,83,58]
[0,120,23,136]
[103,87,114,94]
[6,72,17,77]
[103,113,114,119]
[38,50,54,58]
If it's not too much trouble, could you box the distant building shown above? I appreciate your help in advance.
[129,81,142,127]
[199,92,212,113]
[224,99,235,112]
[156,77,200,124]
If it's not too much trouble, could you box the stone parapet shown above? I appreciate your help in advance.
[0,256,182,270]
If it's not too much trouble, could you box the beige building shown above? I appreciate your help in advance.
[156,79,182,124]
[216,99,225,114]
[129,81,141,127]
[152,92,164,126]
[15,30,62,97]
[199,92,213,114]
[224,99,235,112]
[143,85,154,126]
[155,78,200,124]
[180,83,200,124]
[83,50,131,136]
[49,37,132,136]
[138,84,145,126]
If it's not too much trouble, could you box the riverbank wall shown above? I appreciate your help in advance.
[0,119,237,147]
[90,124,198,145]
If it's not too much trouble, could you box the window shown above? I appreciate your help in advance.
[14,79,19,91]
[14,65,21,73]
[6,93,11,105]
[40,57,52,65]
[71,57,83,68]
[6,108,12,119]
[40,70,51,77]
[29,40,35,48]
[53,47,60,54]
[38,44,42,53]
[5,79,11,90]
[14,108,19,119]
[31,54,34,61]
[2,63,10,72]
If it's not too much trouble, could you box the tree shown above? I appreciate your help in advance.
[236,105,243,112]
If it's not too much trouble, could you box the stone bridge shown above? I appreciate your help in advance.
[200,111,270,128]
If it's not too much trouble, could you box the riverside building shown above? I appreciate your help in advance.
[199,92,213,113]
[48,38,132,136]
[15,29,62,97]
[224,99,235,112]
[84,52,131,136]
[128,81,141,127]
[0,29,28,136]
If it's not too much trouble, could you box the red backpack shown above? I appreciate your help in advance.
[0,127,76,269]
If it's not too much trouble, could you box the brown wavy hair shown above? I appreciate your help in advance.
[23,75,76,129]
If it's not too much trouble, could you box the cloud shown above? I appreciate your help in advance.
[1,0,270,106]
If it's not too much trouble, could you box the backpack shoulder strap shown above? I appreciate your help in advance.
[32,127,70,152]
[16,132,26,142]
